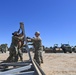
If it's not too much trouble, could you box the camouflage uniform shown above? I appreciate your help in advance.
[27,36,43,66]
[33,37,43,65]
[6,32,24,62]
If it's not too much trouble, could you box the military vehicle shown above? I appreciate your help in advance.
[72,46,76,53]
[45,47,53,53]
[0,44,8,53]
[61,44,72,53]
[0,46,3,53]
[53,44,63,53]
[21,46,27,53]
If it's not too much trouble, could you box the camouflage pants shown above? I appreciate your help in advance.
[18,49,23,61]
[40,51,43,63]
[34,50,41,66]
[6,46,18,62]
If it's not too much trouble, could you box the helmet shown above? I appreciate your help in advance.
[35,31,40,35]
[12,31,19,35]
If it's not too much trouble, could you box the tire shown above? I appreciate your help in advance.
[53,49,56,53]
[69,51,72,53]
[63,49,67,53]
[1,50,3,53]
[74,51,76,53]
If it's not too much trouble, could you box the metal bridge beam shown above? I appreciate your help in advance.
[0,65,31,75]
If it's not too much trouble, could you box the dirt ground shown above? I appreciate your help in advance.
[0,52,76,75]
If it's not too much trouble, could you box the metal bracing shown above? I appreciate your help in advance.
[0,64,31,75]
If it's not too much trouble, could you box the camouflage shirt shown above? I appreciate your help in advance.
[11,35,24,47]
[31,37,43,50]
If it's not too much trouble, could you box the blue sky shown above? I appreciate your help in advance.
[0,0,76,47]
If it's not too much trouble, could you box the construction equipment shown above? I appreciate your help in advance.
[0,23,45,75]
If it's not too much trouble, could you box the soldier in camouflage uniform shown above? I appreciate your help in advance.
[6,31,24,62]
[27,31,43,66]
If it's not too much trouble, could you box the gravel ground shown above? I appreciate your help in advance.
[0,52,76,75]
[41,53,76,75]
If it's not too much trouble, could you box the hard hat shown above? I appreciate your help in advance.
[35,31,40,35]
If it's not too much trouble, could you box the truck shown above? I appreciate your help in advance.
[72,46,76,53]
[0,44,8,53]
[61,44,72,53]
[0,46,3,53]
